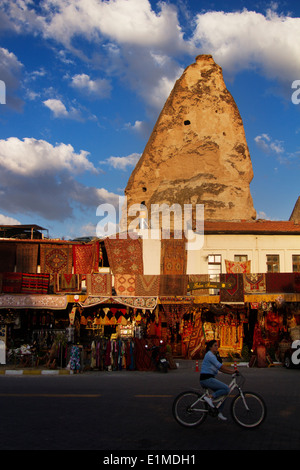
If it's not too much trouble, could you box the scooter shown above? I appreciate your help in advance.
[145,340,169,372]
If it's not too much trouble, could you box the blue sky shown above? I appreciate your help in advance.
[0,0,299,239]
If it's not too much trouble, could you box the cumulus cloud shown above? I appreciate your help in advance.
[0,137,119,220]
[70,73,112,98]
[192,8,300,85]
[254,134,284,155]
[43,98,84,120]
[0,47,23,110]
[104,153,141,170]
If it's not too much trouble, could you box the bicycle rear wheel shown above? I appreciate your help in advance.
[172,391,207,427]
[231,392,266,428]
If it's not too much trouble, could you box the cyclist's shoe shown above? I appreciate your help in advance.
[203,396,215,408]
[218,412,227,421]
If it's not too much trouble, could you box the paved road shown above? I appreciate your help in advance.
[0,364,299,452]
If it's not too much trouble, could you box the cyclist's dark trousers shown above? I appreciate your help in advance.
[200,377,230,411]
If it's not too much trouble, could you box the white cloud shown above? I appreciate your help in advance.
[0,47,23,110]
[254,134,284,155]
[43,98,83,120]
[0,137,97,175]
[192,8,300,84]
[105,153,141,170]
[0,137,120,221]
[0,214,21,225]
[71,73,112,98]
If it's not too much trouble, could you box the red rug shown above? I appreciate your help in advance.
[72,242,99,274]
[104,236,143,274]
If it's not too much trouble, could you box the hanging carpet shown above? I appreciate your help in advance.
[114,274,136,296]
[104,235,143,274]
[135,274,160,296]
[86,273,112,295]
[72,242,99,274]
[160,238,187,274]
[243,273,266,293]
[220,273,244,304]
[55,274,82,293]
[225,259,251,273]
[40,244,72,274]
[266,273,300,293]
[159,274,187,296]
[2,272,22,293]
[21,273,49,294]
[16,244,38,273]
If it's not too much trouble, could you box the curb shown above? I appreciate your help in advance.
[0,369,73,375]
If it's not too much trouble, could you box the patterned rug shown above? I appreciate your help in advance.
[86,273,112,295]
[40,244,72,273]
[266,273,297,293]
[56,274,82,293]
[159,275,187,296]
[225,259,251,273]
[21,273,49,294]
[135,274,160,296]
[16,244,38,273]
[114,274,136,296]
[104,236,143,274]
[2,272,22,293]
[160,238,187,274]
[220,273,244,303]
[243,273,266,293]
[72,242,99,274]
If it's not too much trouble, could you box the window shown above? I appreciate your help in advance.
[234,255,248,262]
[266,255,280,273]
[292,255,300,272]
[208,255,222,294]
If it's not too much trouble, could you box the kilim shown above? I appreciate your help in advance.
[220,273,244,303]
[243,273,266,293]
[21,273,49,294]
[56,274,82,293]
[16,244,38,273]
[159,275,187,296]
[225,259,251,273]
[266,273,297,293]
[73,242,99,274]
[40,244,72,273]
[135,274,160,296]
[160,238,187,274]
[114,274,136,296]
[104,235,143,274]
[86,273,112,295]
[2,272,22,293]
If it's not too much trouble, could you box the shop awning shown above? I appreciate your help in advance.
[0,294,68,309]
[80,295,157,311]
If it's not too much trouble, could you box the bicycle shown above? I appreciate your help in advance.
[172,372,266,428]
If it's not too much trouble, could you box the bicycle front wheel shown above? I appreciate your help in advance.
[172,391,207,427]
[231,392,266,428]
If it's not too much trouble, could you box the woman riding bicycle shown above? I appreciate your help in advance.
[200,340,237,421]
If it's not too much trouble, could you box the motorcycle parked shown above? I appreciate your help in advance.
[145,340,169,372]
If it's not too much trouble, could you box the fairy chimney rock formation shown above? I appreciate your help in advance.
[122,55,256,231]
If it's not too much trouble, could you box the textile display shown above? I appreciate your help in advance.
[159,275,187,296]
[16,244,38,273]
[219,324,243,355]
[72,242,99,274]
[69,345,81,371]
[2,272,22,293]
[243,273,266,293]
[0,243,16,272]
[0,294,68,309]
[135,274,160,296]
[225,259,251,273]
[113,296,157,310]
[86,273,112,295]
[188,274,210,294]
[21,273,49,294]
[266,273,300,293]
[220,273,244,303]
[56,274,82,293]
[104,235,143,274]
[188,313,205,359]
[40,244,72,274]
[160,238,187,274]
[114,274,136,296]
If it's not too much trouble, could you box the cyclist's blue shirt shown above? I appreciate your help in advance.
[200,351,222,376]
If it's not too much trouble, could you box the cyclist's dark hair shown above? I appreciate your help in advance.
[205,340,218,352]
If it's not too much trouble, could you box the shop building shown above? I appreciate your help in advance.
[0,221,300,371]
